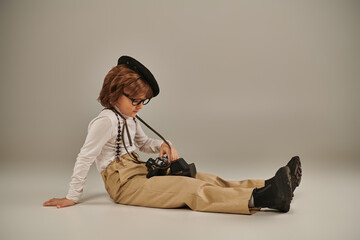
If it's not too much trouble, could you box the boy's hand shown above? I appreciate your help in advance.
[43,197,76,208]
[160,142,179,162]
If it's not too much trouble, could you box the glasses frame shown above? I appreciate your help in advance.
[123,93,151,106]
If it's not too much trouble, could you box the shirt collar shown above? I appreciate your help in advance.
[114,106,135,120]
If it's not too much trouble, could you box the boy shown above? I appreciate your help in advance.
[43,56,301,214]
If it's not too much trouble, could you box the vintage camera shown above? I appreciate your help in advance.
[145,155,171,178]
[146,155,197,178]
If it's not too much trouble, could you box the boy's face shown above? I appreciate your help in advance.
[115,92,147,117]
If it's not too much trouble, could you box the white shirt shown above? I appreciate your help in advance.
[66,107,164,202]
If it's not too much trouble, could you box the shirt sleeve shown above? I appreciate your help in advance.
[134,120,164,154]
[66,116,113,203]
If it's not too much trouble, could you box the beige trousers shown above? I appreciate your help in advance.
[101,152,264,214]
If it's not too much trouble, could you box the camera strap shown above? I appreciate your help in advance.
[107,108,173,163]
[135,115,173,155]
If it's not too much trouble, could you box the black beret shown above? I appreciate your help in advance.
[117,55,160,97]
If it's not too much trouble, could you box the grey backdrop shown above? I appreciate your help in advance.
[1,0,359,171]
[1,1,360,240]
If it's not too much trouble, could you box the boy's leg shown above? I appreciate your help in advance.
[195,172,264,189]
[117,174,259,214]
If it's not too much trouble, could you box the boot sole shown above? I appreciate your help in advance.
[287,156,302,192]
[275,166,293,212]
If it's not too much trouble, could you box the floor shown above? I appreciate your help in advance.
[0,157,359,240]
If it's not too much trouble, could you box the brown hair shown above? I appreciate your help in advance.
[97,64,154,108]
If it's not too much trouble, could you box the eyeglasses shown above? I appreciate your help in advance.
[124,93,151,106]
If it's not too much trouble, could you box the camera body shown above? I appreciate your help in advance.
[146,155,197,178]
[145,155,171,178]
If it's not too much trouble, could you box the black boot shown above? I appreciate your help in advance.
[253,166,293,212]
[265,156,302,194]
[286,156,302,192]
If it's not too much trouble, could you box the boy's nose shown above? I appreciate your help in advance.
[136,103,143,110]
